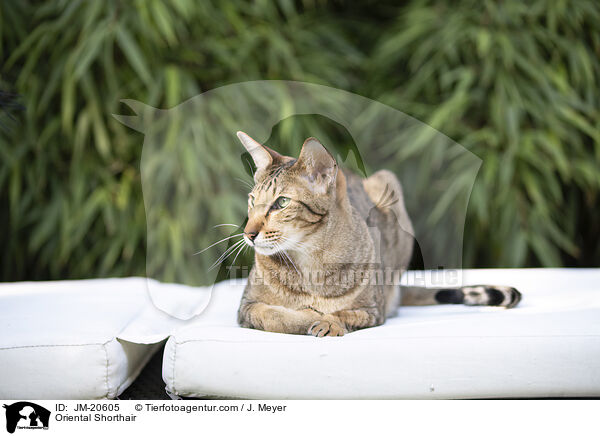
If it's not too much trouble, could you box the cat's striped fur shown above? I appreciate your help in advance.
[236,132,521,337]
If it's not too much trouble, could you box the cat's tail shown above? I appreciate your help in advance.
[400,284,521,308]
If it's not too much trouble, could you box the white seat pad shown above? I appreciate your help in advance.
[0,278,168,399]
[163,269,600,399]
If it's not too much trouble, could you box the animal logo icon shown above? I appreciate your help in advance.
[3,402,50,433]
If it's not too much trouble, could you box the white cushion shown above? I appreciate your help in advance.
[163,269,600,399]
[0,278,172,399]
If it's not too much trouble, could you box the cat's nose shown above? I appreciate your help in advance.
[244,219,261,242]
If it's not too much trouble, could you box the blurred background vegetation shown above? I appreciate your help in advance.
[0,0,599,282]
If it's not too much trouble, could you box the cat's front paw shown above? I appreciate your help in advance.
[308,318,346,337]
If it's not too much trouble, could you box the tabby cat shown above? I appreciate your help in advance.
[235,131,521,337]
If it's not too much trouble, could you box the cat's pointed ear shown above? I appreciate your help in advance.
[236,131,284,179]
[295,137,337,193]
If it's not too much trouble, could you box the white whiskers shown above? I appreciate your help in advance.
[280,236,310,257]
[235,178,254,189]
[212,223,240,229]
[194,226,250,272]
[209,238,246,271]
[230,238,249,268]
[273,240,301,276]
[194,233,244,255]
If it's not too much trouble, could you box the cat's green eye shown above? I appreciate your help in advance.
[274,196,291,210]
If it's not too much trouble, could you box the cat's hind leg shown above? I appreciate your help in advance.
[362,169,414,265]
[362,170,411,218]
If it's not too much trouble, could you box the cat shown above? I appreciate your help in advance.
[235,131,521,337]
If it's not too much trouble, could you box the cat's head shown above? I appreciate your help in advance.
[237,131,341,256]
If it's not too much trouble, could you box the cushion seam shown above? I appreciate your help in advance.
[172,340,178,395]
[0,342,106,350]
[174,334,600,345]
[102,342,110,399]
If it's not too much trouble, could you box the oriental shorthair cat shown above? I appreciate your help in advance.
[235,132,521,337]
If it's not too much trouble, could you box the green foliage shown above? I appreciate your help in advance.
[368,0,600,267]
[0,0,598,281]
[0,0,360,281]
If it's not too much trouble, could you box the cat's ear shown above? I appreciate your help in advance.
[295,137,337,193]
[236,131,284,179]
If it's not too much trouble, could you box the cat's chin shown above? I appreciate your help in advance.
[253,245,279,256]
